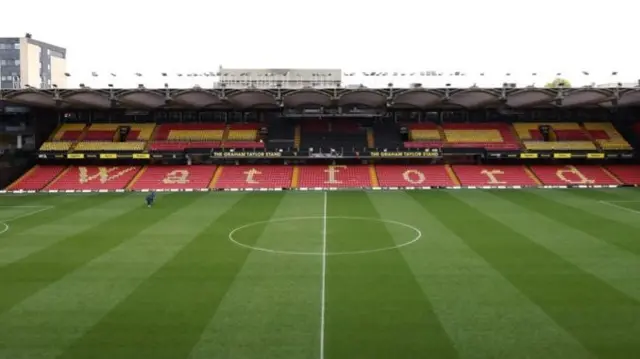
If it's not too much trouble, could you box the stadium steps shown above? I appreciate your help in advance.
[49,124,62,141]
[369,165,379,187]
[291,166,300,188]
[445,165,461,186]
[126,165,148,190]
[366,128,375,148]
[601,167,624,185]
[43,166,72,190]
[208,166,223,188]
[524,166,543,185]
[6,165,40,190]
[579,123,600,149]
[294,125,301,149]
[437,125,446,142]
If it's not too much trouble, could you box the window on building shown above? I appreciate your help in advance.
[0,44,4,49]
[14,43,20,49]
[14,60,20,66]
[0,60,6,65]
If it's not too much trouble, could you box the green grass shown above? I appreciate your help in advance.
[0,189,639,359]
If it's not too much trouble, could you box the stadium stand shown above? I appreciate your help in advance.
[128,165,217,190]
[52,124,86,141]
[376,165,457,187]
[373,122,404,149]
[46,166,141,190]
[39,141,73,151]
[297,165,371,188]
[583,122,633,150]
[404,123,443,149]
[6,165,66,191]
[74,141,146,152]
[299,120,368,152]
[529,165,620,186]
[452,165,540,186]
[605,165,640,185]
[213,165,293,189]
[514,122,598,151]
[442,123,521,150]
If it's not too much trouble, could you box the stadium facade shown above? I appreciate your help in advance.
[0,34,67,90]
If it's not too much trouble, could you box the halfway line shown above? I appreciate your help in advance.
[320,191,327,359]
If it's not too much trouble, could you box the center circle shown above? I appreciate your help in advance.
[228,216,422,256]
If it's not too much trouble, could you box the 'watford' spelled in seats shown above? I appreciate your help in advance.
[442,123,521,150]
[529,165,619,186]
[453,165,539,186]
[52,124,86,141]
[514,122,597,151]
[604,165,640,185]
[297,165,371,188]
[376,165,456,187]
[6,165,66,190]
[583,123,632,150]
[214,165,292,189]
[129,165,217,190]
[47,166,140,190]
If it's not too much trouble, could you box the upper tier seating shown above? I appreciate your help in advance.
[154,123,225,141]
[583,123,633,150]
[39,141,73,151]
[52,124,86,141]
[74,141,146,152]
[442,123,521,150]
[514,122,597,151]
[300,120,367,150]
[404,123,443,149]
[84,123,155,141]
[148,141,221,151]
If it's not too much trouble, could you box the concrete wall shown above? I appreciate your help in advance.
[25,43,42,87]
[51,55,67,88]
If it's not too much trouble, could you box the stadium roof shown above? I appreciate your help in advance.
[1,87,640,109]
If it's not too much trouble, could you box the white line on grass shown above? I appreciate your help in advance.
[320,191,327,359]
[598,200,640,215]
[0,206,55,235]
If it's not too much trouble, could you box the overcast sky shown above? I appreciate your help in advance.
[1,0,638,88]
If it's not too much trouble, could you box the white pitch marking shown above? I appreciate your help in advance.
[598,200,640,215]
[227,216,422,256]
[0,206,55,235]
[320,191,327,359]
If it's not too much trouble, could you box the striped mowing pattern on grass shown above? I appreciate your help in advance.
[0,189,639,359]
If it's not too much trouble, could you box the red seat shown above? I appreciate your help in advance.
[453,165,538,186]
[298,165,371,188]
[47,166,140,190]
[6,165,66,191]
[214,165,292,189]
[376,165,456,187]
[529,165,619,186]
[604,165,640,185]
[129,165,216,190]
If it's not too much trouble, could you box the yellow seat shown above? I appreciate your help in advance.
[227,130,257,141]
[410,129,441,141]
[74,141,146,151]
[444,129,503,143]
[167,130,224,141]
[523,141,597,151]
[39,141,72,151]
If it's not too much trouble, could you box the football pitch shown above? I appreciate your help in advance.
[1,189,640,359]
